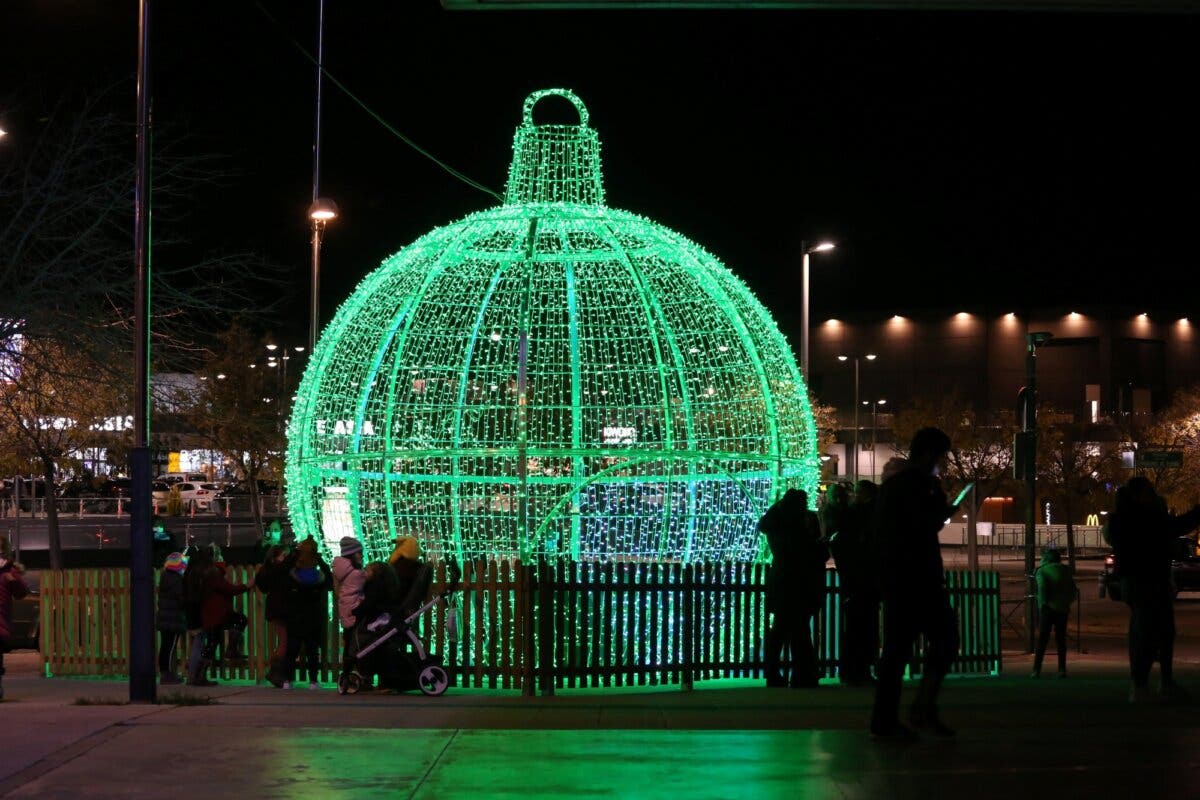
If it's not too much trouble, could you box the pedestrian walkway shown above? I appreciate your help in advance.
[2,651,1198,799]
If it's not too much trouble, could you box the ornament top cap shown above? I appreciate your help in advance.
[504,88,605,207]
[522,88,590,127]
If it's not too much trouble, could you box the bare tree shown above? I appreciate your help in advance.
[1037,410,1120,573]
[1124,386,1200,511]
[186,324,288,538]
[893,392,1019,508]
[0,87,284,567]
[0,339,126,569]
[1,87,282,369]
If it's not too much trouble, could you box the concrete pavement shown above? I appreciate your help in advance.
[3,649,1200,799]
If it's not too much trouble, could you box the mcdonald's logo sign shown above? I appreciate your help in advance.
[1086,513,1100,526]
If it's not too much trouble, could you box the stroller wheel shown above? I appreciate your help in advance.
[418,664,449,697]
[337,672,362,696]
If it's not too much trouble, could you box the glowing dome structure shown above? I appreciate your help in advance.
[286,89,819,563]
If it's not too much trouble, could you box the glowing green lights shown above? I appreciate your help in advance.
[285,89,819,564]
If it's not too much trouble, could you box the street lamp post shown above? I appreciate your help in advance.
[308,199,338,353]
[800,240,836,380]
[1020,331,1053,652]
[838,353,876,484]
[863,398,886,481]
[128,0,156,705]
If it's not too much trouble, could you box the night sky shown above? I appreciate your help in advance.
[4,1,1199,344]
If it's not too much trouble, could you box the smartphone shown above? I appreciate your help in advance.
[952,482,975,509]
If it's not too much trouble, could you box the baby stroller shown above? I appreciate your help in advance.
[338,561,461,697]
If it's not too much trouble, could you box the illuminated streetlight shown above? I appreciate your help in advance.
[838,353,879,483]
[216,373,227,380]
[308,198,340,354]
[266,343,278,351]
[801,239,837,379]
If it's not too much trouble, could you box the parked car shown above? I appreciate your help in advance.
[215,480,281,498]
[161,472,209,485]
[1100,537,1200,601]
[151,481,172,504]
[175,481,216,511]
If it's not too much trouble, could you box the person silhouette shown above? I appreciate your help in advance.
[830,480,881,686]
[760,489,829,688]
[1032,547,1076,678]
[1106,476,1200,703]
[870,427,960,739]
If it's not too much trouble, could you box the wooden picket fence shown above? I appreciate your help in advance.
[40,563,1001,692]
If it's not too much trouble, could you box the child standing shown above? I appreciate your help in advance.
[156,552,188,684]
[1033,547,1077,678]
[0,535,31,702]
[255,544,294,687]
[332,536,366,682]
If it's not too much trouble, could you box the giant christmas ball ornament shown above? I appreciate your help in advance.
[286,89,820,563]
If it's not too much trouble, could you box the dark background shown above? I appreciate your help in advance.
[4,1,1197,343]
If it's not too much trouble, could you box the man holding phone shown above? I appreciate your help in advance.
[870,427,961,739]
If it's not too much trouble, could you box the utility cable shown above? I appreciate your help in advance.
[253,1,503,202]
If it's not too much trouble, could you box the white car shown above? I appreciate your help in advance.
[176,482,216,511]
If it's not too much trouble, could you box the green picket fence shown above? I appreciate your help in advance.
[41,563,1001,692]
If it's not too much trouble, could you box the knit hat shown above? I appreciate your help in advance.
[339,536,363,557]
[296,536,319,568]
[163,552,187,573]
[388,535,419,564]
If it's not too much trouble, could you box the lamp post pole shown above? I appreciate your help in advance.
[1020,331,1052,652]
[839,352,875,484]
[129,0,155,704]
[853,357,860,484]
[799,241,835,380]
[801,244,810,379]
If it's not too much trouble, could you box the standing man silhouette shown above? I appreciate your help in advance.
[870,427,960,739]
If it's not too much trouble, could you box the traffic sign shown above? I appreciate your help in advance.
[1135,449,1184,468]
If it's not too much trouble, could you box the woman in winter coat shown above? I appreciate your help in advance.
[283,537,333,689]
[0,535,31,701]
[255,545,294,687]
[185,546,248,686]
[155,552,188,684]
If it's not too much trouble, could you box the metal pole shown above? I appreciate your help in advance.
[852,357,860,484]
[1024,334,1039,654]
[801,242,810,379]
[130,0,156,704]
[873,400,883,482]
[309,222,321,354]
[13,477,20,561]
[308,0,327,355]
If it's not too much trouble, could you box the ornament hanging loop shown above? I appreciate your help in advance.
[522,88,590,128]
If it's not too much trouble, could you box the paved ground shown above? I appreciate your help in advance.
[2,648,1199,799]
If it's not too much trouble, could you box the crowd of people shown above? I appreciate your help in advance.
[3,431,1199,721]
[153,528,428,690]
[760,426,1200,739]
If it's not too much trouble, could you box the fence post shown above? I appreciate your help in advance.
[537,557,555,696]
[682,563,694,692]
[520,560,536,697]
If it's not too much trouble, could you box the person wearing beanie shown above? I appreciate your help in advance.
[283,536,332,689]
[156,552,188,684]
[387,535,419,565]
[0,535,31,702]
[871,427,960,740]
[1033,547,1077,678]
[332,536,367,684]
[388,536,425,612]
